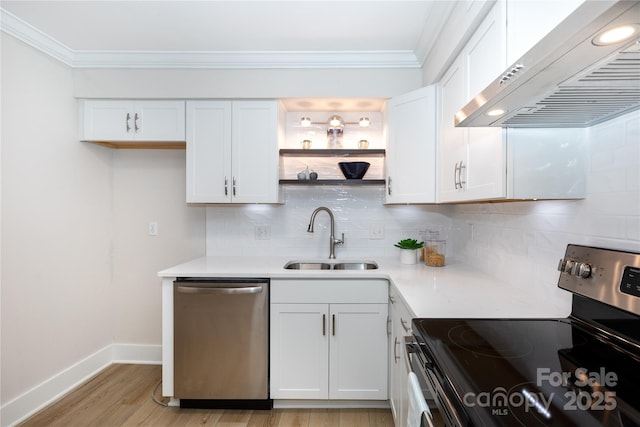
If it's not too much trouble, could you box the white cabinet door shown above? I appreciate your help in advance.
[385,85,438,204]
[329,303,388,400]
[270,303,329,399]
[464,2,507,201]
[389,289,416,427]
[81,100,135,141]
[186,101,232,203]
[231,101,280,203]
[270,279,388,401]
[80,100,185,142]
[438,56,467,203]
[135,101,186,142]
[438,2,507,203]
[506,0,584,64]
[186,100,281,204]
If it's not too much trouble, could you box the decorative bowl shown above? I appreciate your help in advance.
[338,161,370,179]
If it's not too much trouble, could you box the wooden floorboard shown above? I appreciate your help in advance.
[18,364,394,427]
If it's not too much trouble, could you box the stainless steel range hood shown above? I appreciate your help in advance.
[455,1,640,128]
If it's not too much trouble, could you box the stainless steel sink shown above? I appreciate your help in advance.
[283,261,332,270]
[284,261,378,270]
[332,262,378,270]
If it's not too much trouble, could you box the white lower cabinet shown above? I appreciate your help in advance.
[270,279,389,401]
[388,286,415,427]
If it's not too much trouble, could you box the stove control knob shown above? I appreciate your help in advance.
[572,262,592,278]
[562,260,575,273]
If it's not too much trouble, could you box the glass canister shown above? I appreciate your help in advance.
[424,230,446,267]
[326,115,344,148]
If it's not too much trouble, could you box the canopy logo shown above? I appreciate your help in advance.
[462,367,618,418]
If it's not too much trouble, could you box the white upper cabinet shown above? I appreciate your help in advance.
[506,0,585,64]
[438,1,586,202]
[80,100,185,143]
[186,100,282,204]
[439,3,507,203]
[385,85,438,204]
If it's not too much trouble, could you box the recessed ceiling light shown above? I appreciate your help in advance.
[593,25,638,46]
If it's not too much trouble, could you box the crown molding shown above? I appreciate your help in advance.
[0,7,75,66]
[1,8,421,69]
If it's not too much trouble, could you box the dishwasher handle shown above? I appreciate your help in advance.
[176,285,264,295]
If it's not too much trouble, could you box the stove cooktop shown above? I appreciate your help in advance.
[412,245,640,427]
[413,316,640,426]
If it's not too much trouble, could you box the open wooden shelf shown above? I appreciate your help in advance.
[279,149,385,157]
[279,179,385,186]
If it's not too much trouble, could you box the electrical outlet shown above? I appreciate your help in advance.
[148,221,158,236]
[369,223,385,240]
[255,225,271,240]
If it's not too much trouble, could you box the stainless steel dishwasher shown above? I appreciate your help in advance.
[173,278,271,409]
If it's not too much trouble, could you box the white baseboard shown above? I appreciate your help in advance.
[273,399,390,409]
[111,343,162,364]
[0,343,161,427]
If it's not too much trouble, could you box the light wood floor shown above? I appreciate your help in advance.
[18,364,395,427]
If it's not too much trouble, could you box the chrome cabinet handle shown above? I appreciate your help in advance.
[394,337,398,363]
[332,314,336,336]
[323,314,326,336]
[232,177,237,196]
[134,113,140,132]
[387,177,392,196]
[126,113,131,132]
[176,285,263,294]
[459,161,466,187]
[454,162,460,189]
[401,318,411,333]
[224,177,228,196]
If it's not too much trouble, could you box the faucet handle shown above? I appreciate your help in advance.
[335,233,345,246]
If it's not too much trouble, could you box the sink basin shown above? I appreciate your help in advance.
[284,261,332,270]
[332,262,378,270]
[283,261,378,270]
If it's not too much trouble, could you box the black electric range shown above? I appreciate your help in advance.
[411,244,640,427]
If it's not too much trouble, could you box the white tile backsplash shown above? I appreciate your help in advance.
[450,111,640,304]
[206,111,639,309]
[206,186,452,259]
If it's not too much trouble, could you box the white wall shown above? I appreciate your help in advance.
[0,35,208,424]
[111,150,204,344]
[449,111,640,308]
[1,35,113,403]
[73,68,423,99]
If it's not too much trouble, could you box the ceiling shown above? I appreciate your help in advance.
[0,0,455,69]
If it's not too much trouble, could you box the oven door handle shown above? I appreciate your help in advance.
[406,338,436,427]
[421,411,435,427]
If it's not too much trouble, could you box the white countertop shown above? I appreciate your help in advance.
[159,256,571,319]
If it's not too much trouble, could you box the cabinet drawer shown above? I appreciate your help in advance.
[271,279,388,304]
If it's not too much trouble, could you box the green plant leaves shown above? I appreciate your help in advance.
[393,238,424,250]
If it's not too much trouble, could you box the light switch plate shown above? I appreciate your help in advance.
[369,223,385,239]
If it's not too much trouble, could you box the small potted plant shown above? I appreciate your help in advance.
[394,238,424,265]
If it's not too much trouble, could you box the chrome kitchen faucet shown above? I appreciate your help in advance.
[307,206,344,259]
